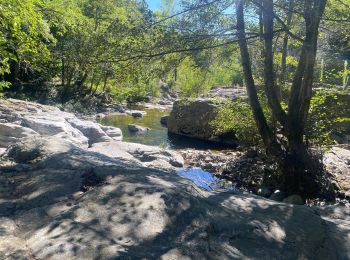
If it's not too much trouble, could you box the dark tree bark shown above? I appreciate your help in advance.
[280,0,295,86]
[236,0,283,156]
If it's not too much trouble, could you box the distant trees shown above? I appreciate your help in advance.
[0,0,54,94]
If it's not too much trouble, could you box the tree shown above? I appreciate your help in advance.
[236,0,328,195]
[0,0,54,94]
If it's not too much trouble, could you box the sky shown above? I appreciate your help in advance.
[146,0,162,11]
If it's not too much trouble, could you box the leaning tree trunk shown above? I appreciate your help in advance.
[236,0,283,157]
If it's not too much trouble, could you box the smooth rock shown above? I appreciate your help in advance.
[66,118,112,145]
[0,99,126,148]
[0,148,6,157]
[90,141,184,169]
[0,139,349,259]
[21,115,88,147]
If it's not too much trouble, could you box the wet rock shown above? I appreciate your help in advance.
[283,195,304,205]
[129,111,146,118]
[128,124,150,134]
[160,115,169,126]
[269,190,286,202]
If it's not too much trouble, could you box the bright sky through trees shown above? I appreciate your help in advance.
[146,0,162,10]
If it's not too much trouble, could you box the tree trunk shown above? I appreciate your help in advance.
[236,0,283,156]
[236,0,328,197]
[280,0,295,86]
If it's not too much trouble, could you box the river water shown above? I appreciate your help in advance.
[99,107,238,191]
[100,108,170,147]
[100,107,236,150]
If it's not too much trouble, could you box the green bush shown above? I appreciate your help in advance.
[211,89,350,147]
[211,97,272,147]
[306,89,350,145]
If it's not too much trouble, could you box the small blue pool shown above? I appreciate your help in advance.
[176,168,238,191]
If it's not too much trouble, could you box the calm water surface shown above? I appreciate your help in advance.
[101,108,170,146]
[100,108,237,149]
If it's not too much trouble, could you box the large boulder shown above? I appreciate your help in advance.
[160,115,169,126]
[66,118,113,145]
[0,138,349,259]
[0,99,123,148]
[21,115,89,147]
[100,125,123,141]
[168,99,218,140]
[168,99,235,144]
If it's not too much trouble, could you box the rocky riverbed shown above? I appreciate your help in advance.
[1,98,350,259]
[181,147,350,205]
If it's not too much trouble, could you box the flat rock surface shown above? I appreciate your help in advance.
[0,139,349,259]
[90,141,184,169]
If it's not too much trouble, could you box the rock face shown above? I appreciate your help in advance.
[324,146,350,197]
[0,99,122,148]
[0,138,349,259]
[167,99,221,141]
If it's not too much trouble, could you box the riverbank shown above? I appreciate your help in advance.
[1,98,350,258]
